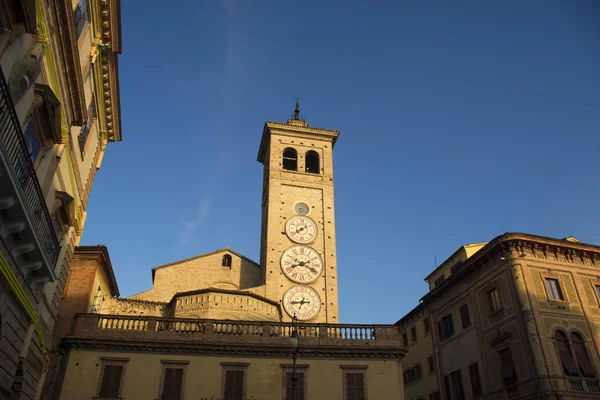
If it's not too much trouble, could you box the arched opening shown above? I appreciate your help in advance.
[555,330,579,376]
[305,151,320,174]
[222,254,232,268]
[282,148,297,171]
[571,332,596,377]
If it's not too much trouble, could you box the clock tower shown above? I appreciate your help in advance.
[257,101,340,323]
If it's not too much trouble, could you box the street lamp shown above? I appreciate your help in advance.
[290,316,300,400]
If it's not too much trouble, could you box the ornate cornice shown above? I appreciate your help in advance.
[97,0,122,142]
[62,337,405,360]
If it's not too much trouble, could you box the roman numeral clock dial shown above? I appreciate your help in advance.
[285,216,317,244]
[280,245,324,283]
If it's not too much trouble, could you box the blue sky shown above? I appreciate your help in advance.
[82,0,600,324]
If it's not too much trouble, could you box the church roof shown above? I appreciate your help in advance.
[169,287,281,310]
[151,247,259,283]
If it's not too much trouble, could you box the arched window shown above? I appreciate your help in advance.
[222,254,232,268]
[571,332,596,377]
[282,148,297,171]
[305,151,320,174]
[555,330,579,376]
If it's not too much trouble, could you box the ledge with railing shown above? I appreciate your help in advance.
[67,314,401,351]
[0,68,59,277]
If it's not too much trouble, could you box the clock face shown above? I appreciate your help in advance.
[294,202,310,215]
[282,285,321,320]
[280,245,323,283]
[285,216,317,244]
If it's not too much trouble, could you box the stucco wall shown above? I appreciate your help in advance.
[59,350,403,400]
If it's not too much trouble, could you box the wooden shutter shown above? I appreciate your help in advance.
[224,370,244,400]
[444,375,451,400]
[468,363,482,396]
[572,341,597,377]
[346,373,364,400]
[162,368,183,400]
[455,369,464,400]
[99,365,123,398]
[285,372,304,400]
[460,305,470,328]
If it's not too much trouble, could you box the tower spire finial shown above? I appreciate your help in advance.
[293,97,301,120]
[287,97,309,127]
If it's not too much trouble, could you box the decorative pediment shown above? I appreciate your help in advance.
[490,328,513,347]
[0,0,37,34]
[33,84,62,144]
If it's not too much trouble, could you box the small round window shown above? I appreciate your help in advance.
[294,202,310,215]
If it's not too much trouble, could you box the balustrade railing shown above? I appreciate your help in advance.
[0,68,59,269]
[72,314,398,346]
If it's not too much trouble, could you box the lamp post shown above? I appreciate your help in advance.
[290,316,300,400]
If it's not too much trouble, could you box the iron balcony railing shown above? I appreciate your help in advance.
[0,69,59,269]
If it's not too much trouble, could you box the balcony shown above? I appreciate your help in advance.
[0,69,59,284]
[65,314,404,357]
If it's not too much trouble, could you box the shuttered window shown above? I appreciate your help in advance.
[284,372,305,400]
[468,363,482,396]
[223,370,244,400]
[460,304,471,329]
[438,314,455,341]
[161,368,184,400]
[555,331,579,376]
[444,369,464,400]
[571,332,597,377]
[499,348,517,384]
[345,373,365,400]
[98,365,123,398]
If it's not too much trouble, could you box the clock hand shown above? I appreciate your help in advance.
[308,267,318,274]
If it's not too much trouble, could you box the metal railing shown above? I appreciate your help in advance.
[0,69,59,268]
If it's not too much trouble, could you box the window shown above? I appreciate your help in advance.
[23,120,42,163]
[429,392,440,400]
[283,148,298,171]
[159,362,187,400]
[403,364,422,385]
[487,288,501,313]
[78,99,96,157]
[595,285,600,302]
[424,317,430,334]
[444,370,464,400]
[555,330,579,376]
[411,326,417,342]
[343,369,366,400]
[499,348,517,384]
[97,358,128,399]
[222,254,232,267]
[438,314,455,341]
[222,363,247,400]
[545,278,564,301]
[305,150,320,174]
[284,371,305,400]
[460,304,471,329]
[468,363,482,397]
[402,332,408,347]
[434,275,445,287]
[570,332,596,377]
[428,356,435,373]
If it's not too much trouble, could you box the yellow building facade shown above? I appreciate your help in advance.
[0,0,122,398]
[397,233,600,400]
[53,107,406,400]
